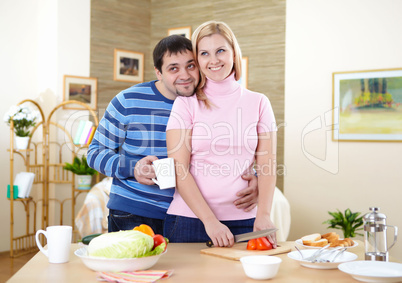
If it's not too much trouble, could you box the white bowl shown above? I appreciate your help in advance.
[240,255,282,280]
[74,246,166,272]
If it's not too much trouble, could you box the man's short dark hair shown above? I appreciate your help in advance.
[153,35,193,73]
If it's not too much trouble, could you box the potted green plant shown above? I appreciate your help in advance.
[323,208,364,238]
[4,105,40,149]
[63,156,97,190]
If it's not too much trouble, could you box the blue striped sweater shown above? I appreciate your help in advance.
[87,81,175,219]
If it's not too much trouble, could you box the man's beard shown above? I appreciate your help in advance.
[176,86,195,97]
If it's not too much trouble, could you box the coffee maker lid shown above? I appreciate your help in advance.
[364,207,386,222]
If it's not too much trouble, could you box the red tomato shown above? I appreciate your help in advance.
[247,239,257,250]
[256,237,273,250]
[153,234,167,251]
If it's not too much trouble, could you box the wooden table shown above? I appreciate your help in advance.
[6,241,392,283]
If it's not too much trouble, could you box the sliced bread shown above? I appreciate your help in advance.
[329,239,347,247]
[301,233,321,245]
[300,232,354,248]
[307,238,329,247]
[321,232,339,243]
[344,238,354,246]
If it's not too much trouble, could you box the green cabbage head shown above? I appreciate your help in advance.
[88,230,154,258]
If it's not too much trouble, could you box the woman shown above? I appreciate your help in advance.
[164,20,278,247]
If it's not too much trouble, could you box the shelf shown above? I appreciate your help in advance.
[7,149,34,152]
[7,197,33,202]
[8,99,99,257]
[74,189,91,193]
[11,233,38,257]
[74,144,89,148]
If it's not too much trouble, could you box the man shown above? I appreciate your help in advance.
[87,35,258,235]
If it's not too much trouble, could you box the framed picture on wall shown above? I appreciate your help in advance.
[237,57,248,89]
[168,26,192,40]
[332,68,402,142]
[114,49,144,83]
[63,75,98,110]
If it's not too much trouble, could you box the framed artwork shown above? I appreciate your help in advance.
[63,75,98,110]
[237,57,248,88]
[168,26,192,40]
[114,49,144,83]
[332,68,402,142]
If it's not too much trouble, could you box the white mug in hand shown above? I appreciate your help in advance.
[35,225,72,263]
[152,157,176,189]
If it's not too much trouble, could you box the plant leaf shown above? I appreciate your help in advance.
[63,155,97,175]
[324,208,364,238]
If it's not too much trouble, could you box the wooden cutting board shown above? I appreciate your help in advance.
[200,242,291,261]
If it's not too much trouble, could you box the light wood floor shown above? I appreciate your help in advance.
[0,251,35,283]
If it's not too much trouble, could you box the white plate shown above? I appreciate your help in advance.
[295,239,358,249]
[338,261,402,282]
[74,246,166,272]
[287,249,358,269]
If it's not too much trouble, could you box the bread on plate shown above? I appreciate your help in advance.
[301,233,321,245]
[300,232,354,248]
[307,238,328,247]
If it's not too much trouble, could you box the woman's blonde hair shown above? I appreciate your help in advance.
[191,21,243,108]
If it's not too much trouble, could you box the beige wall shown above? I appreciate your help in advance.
[285,0,402,260]
[91,0,151,114]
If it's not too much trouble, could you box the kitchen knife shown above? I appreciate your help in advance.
[234,228,278,242]
[206,228,278,247]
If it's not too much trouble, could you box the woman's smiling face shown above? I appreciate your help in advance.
[197,33,234,82]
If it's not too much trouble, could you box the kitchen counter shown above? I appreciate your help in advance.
[6,240,392,282]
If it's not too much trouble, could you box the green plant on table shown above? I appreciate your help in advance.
[63,156,97,176]
[323,208,364,238]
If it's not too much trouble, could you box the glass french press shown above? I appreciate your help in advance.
[363,207,398,261]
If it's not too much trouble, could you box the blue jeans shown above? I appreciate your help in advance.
[163,214,255,243]
[108,209,164,235]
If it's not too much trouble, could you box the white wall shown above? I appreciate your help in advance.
[0,0,90,252]
[285,0,402,260]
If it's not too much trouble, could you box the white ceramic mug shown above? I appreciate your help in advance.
[35,225,72,263]
[152,157,176,189]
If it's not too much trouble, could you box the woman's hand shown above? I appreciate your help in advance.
[204,220,234,247]
[254,216,277,248]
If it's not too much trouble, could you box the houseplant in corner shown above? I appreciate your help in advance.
[4,105,40,150]
[63,156,97,190]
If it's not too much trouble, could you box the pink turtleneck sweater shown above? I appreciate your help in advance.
[166,74,277,220]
